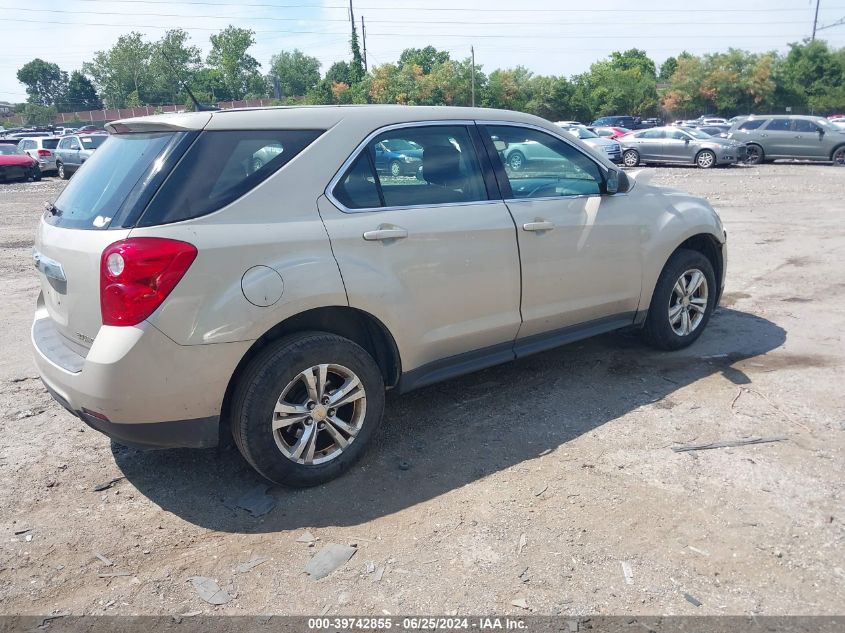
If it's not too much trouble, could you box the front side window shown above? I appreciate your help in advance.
[139,129,323,226]
[484,125,602,198]
[765,119,791,131]
[793,119,821,133]
[332,125,488,210]
[666,129,689,140]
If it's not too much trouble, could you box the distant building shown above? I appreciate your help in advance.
[0,101,13,115]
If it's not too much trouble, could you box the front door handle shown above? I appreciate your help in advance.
[363,226,408,241]
[523,220,555,232]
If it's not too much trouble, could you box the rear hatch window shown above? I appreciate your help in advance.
[42,139,59,149]
[47,132,188,230]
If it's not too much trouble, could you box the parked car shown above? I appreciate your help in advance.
[727,115,845,165]
[827,117,845,129]
[0,144,40,182]
[695,116,728,126]
[555,120,583,127]
[697,124,731,138]
[75,125,107,134]
[592,115,643,129]
[18,136,60,174]
[32,106,726,486]
[373,138,423,177]
[558,125,622,163]
[592,126,631,140]
[620,126,746,168]
[54,134,108,179]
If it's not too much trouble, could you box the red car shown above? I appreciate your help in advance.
[592,126,632,140]
[0,144,40,183]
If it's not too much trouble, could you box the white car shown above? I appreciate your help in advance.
[830,118,845,129]
[557,125,623,163]
[17,136,60,174]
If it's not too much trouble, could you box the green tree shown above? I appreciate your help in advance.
[207,26,263,100]
[16,59,68,107]
[268,49,321,98]
[84,32,153,108]
[65,71,102,110]
[150,29,202,105]
[349,22,365,83]
[23,103,57,126]
[774,40,845,113]
[658,56,678,82]
[398,47,451,74]
[578,49,659,119]
[484,66,534,111]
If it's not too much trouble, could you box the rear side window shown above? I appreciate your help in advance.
[793,119,821,133]
[738,120,764,130]
[636,129,664,139]
[139,129,322,226]
[765,119,791,131]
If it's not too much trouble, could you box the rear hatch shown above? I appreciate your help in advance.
[34,129,196,349]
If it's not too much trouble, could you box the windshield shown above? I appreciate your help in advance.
[381,139,421,152]
[80,135,107,149]
[683,128,712,140]
[51,133,179,229]
[571,127,599,139]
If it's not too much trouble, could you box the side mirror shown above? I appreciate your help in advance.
[818,128,825,137]
[493,139,507,152]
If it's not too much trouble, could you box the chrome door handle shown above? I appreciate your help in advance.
[363,226,408,241]
[523,221,555,232]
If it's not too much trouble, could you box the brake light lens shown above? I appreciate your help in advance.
[100,238,197,326]
[37,149,52,157]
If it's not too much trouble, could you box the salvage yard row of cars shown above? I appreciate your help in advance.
[0,128,108,182]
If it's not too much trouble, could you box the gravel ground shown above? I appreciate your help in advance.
[0,165,843,617]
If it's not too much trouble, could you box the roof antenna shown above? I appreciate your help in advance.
[161,51,217,112]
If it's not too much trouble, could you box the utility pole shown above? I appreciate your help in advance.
[812,0,821,41]
[471,45,476,107]
[361,16,368,72]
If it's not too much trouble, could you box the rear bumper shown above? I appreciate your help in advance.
[32,294,252,449]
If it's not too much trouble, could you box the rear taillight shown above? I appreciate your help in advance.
[37,149,52,157]
[100,238,197,326]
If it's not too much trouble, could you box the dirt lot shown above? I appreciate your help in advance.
[0,165,843,617]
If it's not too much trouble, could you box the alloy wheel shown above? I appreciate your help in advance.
[697,151,715,168]
[668,269,709,336]
[745,146,762,164]
[833,147,845,166]
[623,150,639,167]
[390,161,402,177]
[271,363,367,465]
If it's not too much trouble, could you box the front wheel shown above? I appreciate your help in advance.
[507,151,525,171]
[744,144,764,165]
[696,149,716,169]
[57,162,67,180]
[232,332,385,487]
[622,149,640,167]
[389,160,402,177]
[832,146,845,166]
[642,249,717,351]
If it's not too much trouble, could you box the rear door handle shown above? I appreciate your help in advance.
[523,220,555,232]
[363,226,408,241]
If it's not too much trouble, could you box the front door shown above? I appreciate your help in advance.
[320,123,522,379]
[478,124,642,347]
[791,119,827,159]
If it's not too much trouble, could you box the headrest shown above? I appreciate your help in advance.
[422,144,463,188]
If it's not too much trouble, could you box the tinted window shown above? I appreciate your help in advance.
[793,119,821,133]
[765,119,791,131]
[666,129,688,140]
[485,125,602,198]
[333,153,382,210]
[80,135,107,149]
[51,133,180,230]
[738,120,764,130]
[140,129,323,226]
[42,139,59,149]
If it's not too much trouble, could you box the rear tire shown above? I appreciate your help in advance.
[832,145,845,166]
[642,249,716,351]
[231,332,385,487]
[57,162,67,180]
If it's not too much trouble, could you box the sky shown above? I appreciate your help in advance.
[2,0,845,105]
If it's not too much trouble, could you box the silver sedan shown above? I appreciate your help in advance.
[619,127,746,168]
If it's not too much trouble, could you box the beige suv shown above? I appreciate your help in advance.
[32,106,727,486]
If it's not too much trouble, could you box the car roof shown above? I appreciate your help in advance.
[108,105,549,134]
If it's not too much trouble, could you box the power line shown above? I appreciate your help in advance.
[21,0,845,12]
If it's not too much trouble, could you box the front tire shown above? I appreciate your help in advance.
[744,144,764,165]
[696,149,716,169]
[507,151,525,171]
[57,161,67,180]
[832,146,845,166]
[642,249,717,351]
[232,332,385,487]
[622,149,640,167]
[389,160,402,177]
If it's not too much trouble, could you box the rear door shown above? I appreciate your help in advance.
[634,128,665,160]
[319,122,522,378]
[759,118,793,157]
[478,123,642,343]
